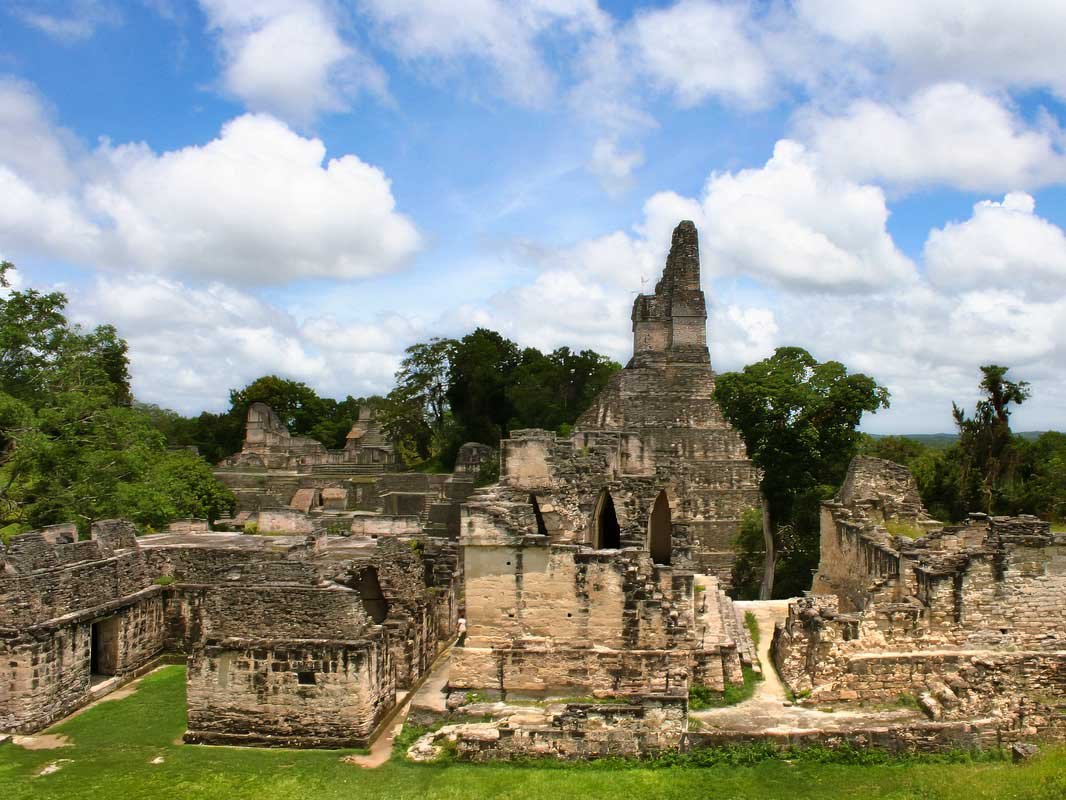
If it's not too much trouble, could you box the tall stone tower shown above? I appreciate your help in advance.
[576,220,761,584]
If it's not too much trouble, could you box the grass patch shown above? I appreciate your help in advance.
[3,665,1066,800]
[744,610,760,648]
[689,666,762,710]
[885,520,928,539]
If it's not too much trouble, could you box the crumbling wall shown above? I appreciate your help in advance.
[774,456,1066,739]
[452,541,741,695]
[437,697,688,761]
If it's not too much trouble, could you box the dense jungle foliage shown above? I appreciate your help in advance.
[0,262,234,538]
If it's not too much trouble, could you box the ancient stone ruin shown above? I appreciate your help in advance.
[773,456,1066,745]
[2,222,1063,761]
[0,520,458,746]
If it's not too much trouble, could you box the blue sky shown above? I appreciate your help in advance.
[3,1,1066,434]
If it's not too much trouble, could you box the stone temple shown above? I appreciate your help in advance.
[2,221,1064,761]
[450,220,761,700]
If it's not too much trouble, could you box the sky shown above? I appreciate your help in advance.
[2,1,1066,434]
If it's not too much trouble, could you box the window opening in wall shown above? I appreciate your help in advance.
[529,494,548,537]
[593,490,621,549]
[649,490,672,566]
[296,671,317,685]
[89,617,119,680]
[356,567,389,624]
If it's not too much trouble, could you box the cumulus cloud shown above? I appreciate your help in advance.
[0,80,419,284]
[86,114,420,282]
[697,140,916,291]
[796,0,1066,99]
[796,83,1066,192]
[199,0,387,125]
[70,274,424,413]
[629,0,773,108]
[925,193,1066,298]
[359,0,608,108]
[0,77,81,193]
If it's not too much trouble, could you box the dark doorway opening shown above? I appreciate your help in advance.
[593,491,621,549]
[356,568,389,624]
[529,494,548,537]
[90,617,119,678]
[649,490,672,565]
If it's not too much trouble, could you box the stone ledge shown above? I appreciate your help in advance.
[183,729,367,749]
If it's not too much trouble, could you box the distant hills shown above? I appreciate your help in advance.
[868,431,1055,448]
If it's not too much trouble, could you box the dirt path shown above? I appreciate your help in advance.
[345,642,454,768]
[734,600,790,701]
[694,600,923,734]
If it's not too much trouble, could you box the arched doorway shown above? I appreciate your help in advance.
[648,490,672,565]
[592,490,621,549]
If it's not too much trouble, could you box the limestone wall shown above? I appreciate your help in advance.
[448,697,687,761]
[185,638,394,747]
[453,541,743,694]
[0,595,166,732]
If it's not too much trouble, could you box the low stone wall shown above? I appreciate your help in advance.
[349,514,422,537]
[416,696,687,761]
[688,718,1002,754]
[450,644,737,695]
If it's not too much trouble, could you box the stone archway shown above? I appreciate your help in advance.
[592,490,621,549]
[648,490,672,565]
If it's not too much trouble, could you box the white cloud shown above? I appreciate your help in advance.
[797,0,1066,99]
[629,0,774,108]
[588,138,644,195]
[710,304,779,367]
[0,77,81,192]
[925,193,1066,298]
[12,0,119,42]
[359,0,608,108]
[697,140,916,291]
[70,274,424,413]
[0,86,420,284]
[796,83,1066,192]
[199,0,386,124]
[86,114,420,282]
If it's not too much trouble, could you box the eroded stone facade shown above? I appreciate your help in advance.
[449,222,759,719]
[772,456,1066,743]
[0,521,459,746]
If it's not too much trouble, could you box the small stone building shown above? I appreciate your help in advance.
[0,522,459,746]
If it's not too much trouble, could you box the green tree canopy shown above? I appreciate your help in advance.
[952,364,1030,514]
[714,346,890,599]
[0,262,234,532]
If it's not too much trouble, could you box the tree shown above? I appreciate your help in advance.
[508,347,621,433]
[448,328,520,446]
[379,338,456,463]
[714,347,890,599]
[0,262,233,532]
[952,364,1030,514]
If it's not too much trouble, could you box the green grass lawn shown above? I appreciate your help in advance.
[2,665,1064,800]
